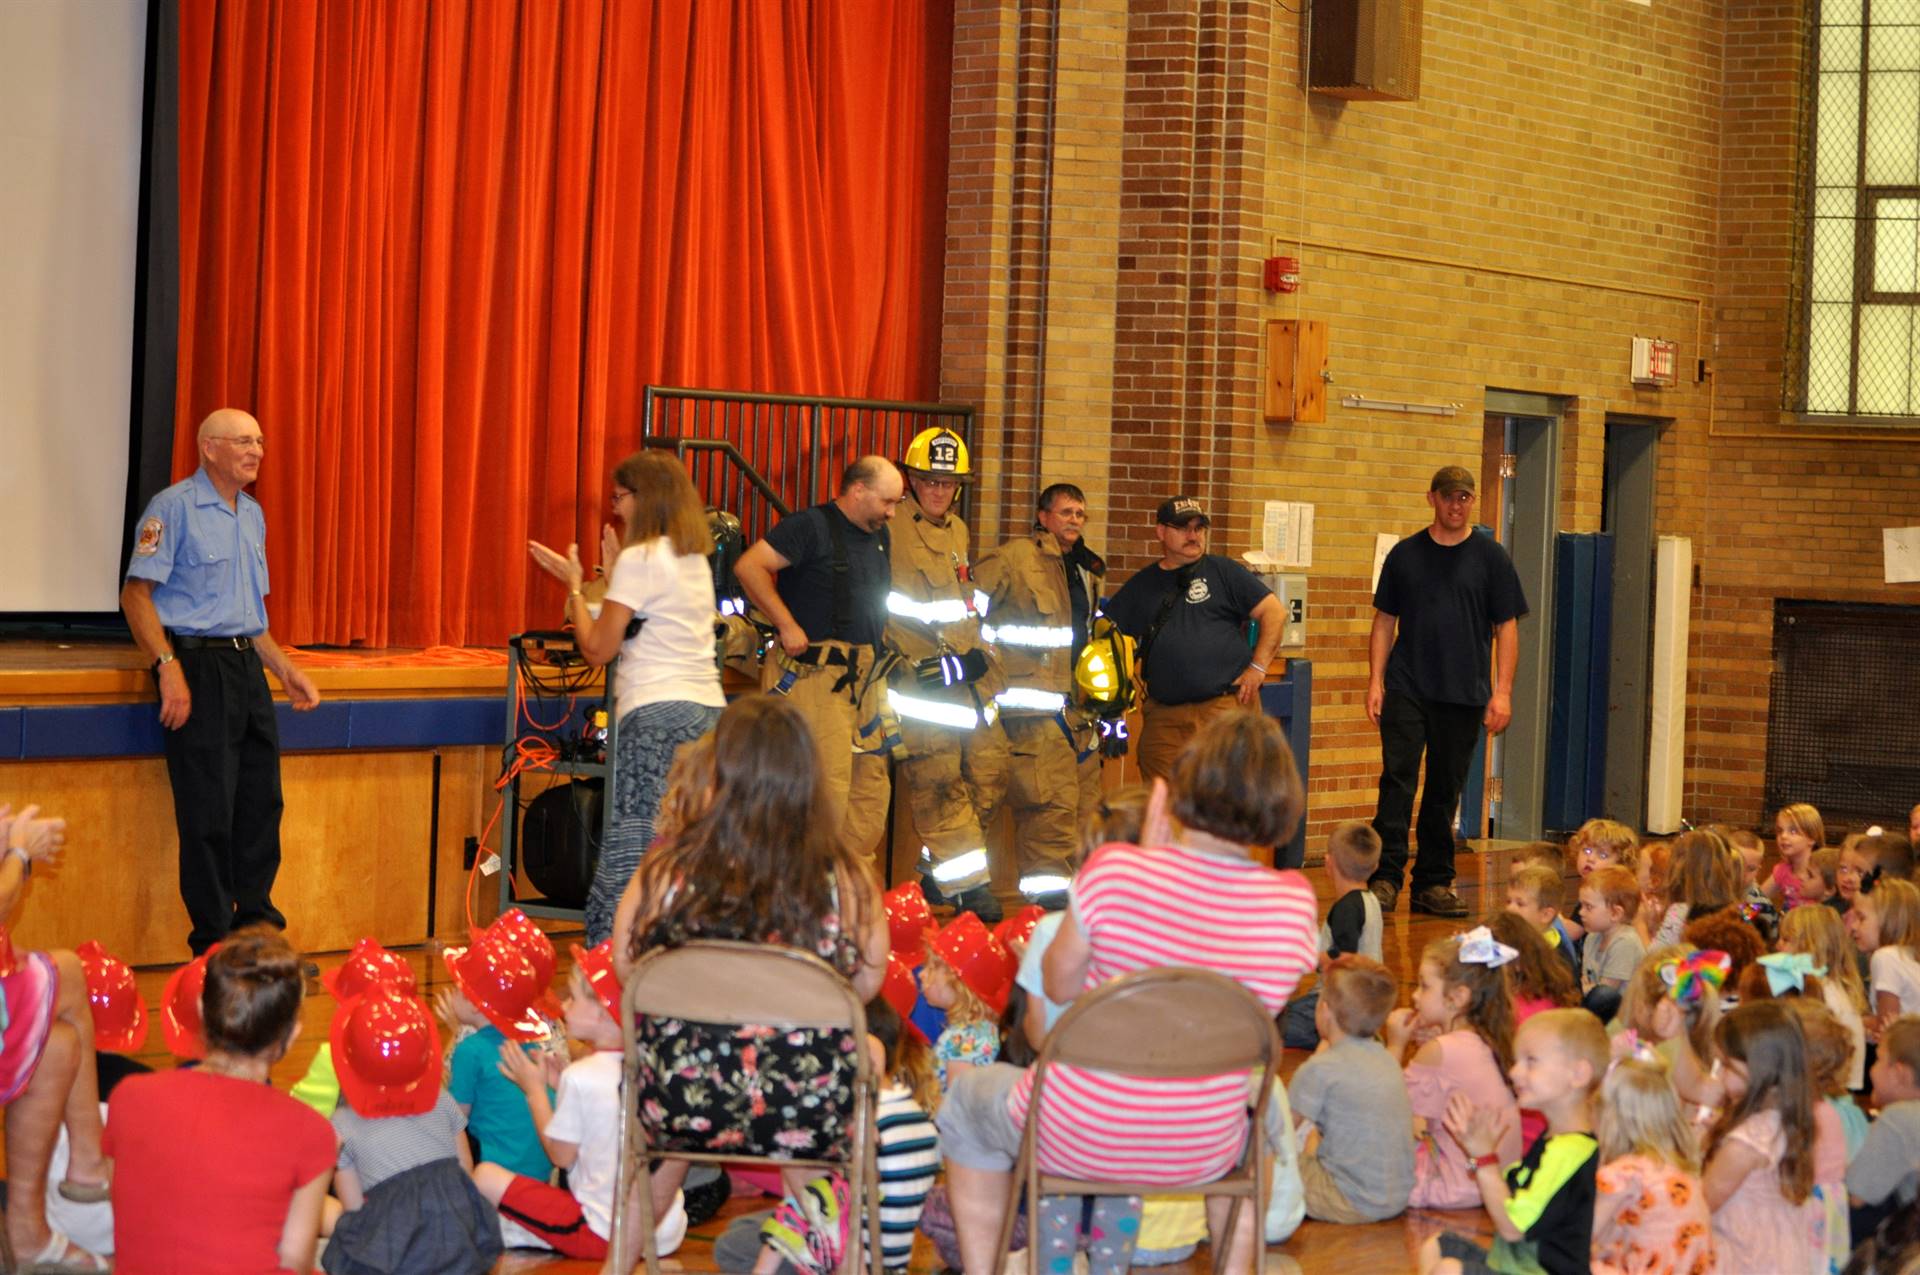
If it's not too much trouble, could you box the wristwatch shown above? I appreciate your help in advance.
[9,845,30,877]
[152,651,176,673]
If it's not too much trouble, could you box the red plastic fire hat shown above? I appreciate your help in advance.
[993,905,1047,955]
[332,984,443,1118]
[322,937,416,1002]
[927,912,1014,1016]
[442,936,551,1042]
[880,952,929,1045]
[885,881,934,966]
[161,943,221,1060]
[569,940,622,1020]
[77,939,148,1054]
[480,909,564,1022]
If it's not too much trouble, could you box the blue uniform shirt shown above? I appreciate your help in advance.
[125,469,271,637]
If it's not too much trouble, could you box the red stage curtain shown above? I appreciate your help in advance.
[172,0,951,647]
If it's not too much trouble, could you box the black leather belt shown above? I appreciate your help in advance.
[170,633,254,651]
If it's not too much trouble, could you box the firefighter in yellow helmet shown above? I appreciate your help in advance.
[971,482,1113,908]
[886,427,1010,922]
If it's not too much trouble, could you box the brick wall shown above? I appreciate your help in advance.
[941,0,1920,851]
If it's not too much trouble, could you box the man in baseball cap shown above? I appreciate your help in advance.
[1365,464,1527,918]
[1105,493,1286,786]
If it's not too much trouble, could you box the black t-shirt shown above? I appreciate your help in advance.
[1106,554,1271,705]
[1374,527,1527,706]
[763,504,891,645]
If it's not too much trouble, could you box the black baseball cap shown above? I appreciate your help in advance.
[1430,466,1476,496]
[1155,496,1210,527]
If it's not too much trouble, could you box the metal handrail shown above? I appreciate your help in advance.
[642,436,791,518]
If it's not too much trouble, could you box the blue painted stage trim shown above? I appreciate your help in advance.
[12,697,502,760]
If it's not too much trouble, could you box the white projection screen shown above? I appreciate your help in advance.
[0,0,147,613]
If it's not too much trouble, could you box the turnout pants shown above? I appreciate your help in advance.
[998,715,1082,890]
[763,641,890,860]
[900,717,1009,894]
[1370,688,1483,894]
[161,644,285,955]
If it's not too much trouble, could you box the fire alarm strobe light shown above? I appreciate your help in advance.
[1263,256,1301,294]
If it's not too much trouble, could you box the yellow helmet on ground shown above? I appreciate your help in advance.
[903,427,972,481]
[1074,615,1137,712]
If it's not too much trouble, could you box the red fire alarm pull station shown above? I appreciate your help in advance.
[1631,336,1677,387]
[1263,256,1301,294]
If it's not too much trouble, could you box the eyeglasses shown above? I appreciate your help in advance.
[209,435,265,452]
[611,487,634,506]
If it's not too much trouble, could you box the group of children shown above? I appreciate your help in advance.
[1277,802,1920,1275]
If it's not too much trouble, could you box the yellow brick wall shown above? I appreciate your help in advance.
[943,0,1920,851]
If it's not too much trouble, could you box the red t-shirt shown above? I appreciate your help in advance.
[104,1067,336,1275]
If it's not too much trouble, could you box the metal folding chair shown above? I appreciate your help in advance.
[994,966,1281,1275]
[613,939,883,1275]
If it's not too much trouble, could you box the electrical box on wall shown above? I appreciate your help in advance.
[1265,319,1328,423]
[1254,573,1309,648]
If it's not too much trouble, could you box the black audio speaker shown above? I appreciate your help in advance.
[519,779,602,909]
[1308,0,1422,102]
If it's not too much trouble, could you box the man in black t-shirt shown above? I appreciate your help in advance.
[735,456,904,858]
[1106,495,1286,783]
[1367,466,1527,918]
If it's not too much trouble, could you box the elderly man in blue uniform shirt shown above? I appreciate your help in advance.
[120,408,320,955]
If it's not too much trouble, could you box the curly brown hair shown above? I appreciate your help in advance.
[626,696,875,972]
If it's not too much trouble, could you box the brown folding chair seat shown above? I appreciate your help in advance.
[995,965,1281,1275]
[613,939,883,1275]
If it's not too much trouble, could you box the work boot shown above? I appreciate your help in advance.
[1410,884,1469,918]
[947,884,1003,925]
[1368,879,1400,912]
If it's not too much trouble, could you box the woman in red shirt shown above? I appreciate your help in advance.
[105,928,334,1274]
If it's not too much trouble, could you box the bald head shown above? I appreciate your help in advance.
[837,456,904,531]
[196,408,265,496]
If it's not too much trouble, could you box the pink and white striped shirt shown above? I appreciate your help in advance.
[1006,841,1319,1183]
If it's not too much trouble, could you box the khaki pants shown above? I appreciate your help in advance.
[1137,693,1240,784]
[998,714,1082,887]
[899,716,1009,892]
[1298,1148,1377,1225]
[762,643,891,860]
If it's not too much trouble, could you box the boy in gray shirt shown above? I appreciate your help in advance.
[1287,955,1415,1223]
[1848,1017,1920,1241]
[1281,821,1383,1049]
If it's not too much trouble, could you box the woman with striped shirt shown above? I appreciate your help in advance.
[934,709,1320,1275]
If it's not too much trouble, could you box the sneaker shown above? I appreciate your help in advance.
[1367,879,1400,912]
[798,1175,850,1275]
[948,884,1003,925]
[1410,884,1469,917]
[761,1197,816,1274]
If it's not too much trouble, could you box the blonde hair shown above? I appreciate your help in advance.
[1510,863,1565,915]
[1870,878,1920,956]
[1598,1053,1699,1171]
[1079,786,1147,864]
[1779,904,1868,1014]
[1516,841,1567,874]
[1519,1008,1610,1094]
[924,949,994,1028]
[1574,819,1641,872]
[1775,803,1826,853]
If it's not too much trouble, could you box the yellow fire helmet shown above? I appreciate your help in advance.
[1074,615,1138,713]
[903,426,972,481]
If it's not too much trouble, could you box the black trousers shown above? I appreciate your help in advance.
[161,645,285,954]
[1371,688,1484,894]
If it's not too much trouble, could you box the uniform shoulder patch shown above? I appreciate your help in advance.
[134,516,164,558]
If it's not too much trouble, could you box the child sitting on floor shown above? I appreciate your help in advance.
[1389,928,1523,1210]
[439,936,556,1188]
[921,913,1010,1092]
[1702,1000,1817,1275]
[1417,1008,1607,1275]
[1282,819,1384,1049]
[1588,1046,1715,1275]
[1848,1015,1920,1242]
[473,941,687,1264]
[1507,863,1580,982]
[1780,903,1869,1094]
[1578,866,1646,1022]
[1288,955,1414,1223]
[323,983,502,1275]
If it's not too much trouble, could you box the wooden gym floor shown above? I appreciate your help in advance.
[105,842,1534,1274]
